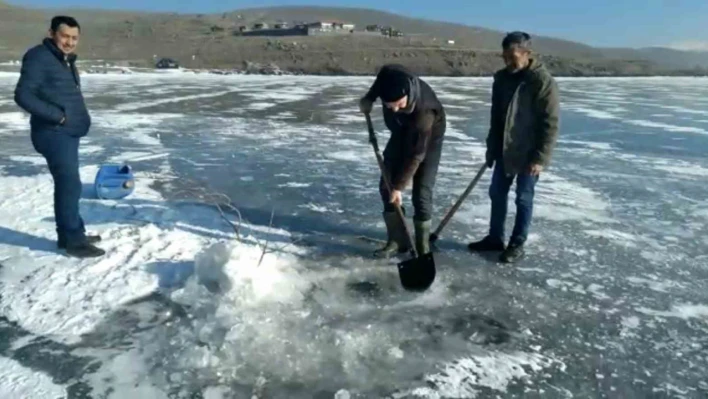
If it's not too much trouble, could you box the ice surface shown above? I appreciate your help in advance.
[636,304,708,321]
[626,119,707,134]
[0,112,29,131]
[0,356,66,398]
[0,73,706,397]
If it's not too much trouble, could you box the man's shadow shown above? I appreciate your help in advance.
[432,239,502,264]
[4,183,491,265]
[0,226,58,254]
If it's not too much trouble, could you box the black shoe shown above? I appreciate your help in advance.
[499,243,525,263]
[65,242,105,258]
[58,235,101,249]
[467,236,506,252]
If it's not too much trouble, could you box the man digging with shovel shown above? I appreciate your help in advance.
[359,64,446,260]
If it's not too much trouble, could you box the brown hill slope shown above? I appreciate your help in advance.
[0,3,704,76]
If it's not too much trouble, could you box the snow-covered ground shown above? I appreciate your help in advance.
[0,71,707,398]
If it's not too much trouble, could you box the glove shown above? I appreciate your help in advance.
[485,151,495,169]
[359,97,373,114]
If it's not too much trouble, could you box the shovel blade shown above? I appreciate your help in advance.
[397,252,436,292]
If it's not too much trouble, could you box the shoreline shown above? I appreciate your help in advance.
[1,62,707,79]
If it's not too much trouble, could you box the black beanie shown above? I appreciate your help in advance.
[379,71,410,102]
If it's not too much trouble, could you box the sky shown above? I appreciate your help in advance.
[11,0,708,49]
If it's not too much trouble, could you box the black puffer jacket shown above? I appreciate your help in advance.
[363,64,446,190]
[14,38,91,138]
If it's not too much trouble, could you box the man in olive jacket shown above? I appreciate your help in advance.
[14,16,104,258]
[468,32,560,263]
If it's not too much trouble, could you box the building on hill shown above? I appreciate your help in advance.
[306,20,356,35]
[308,21,332,30]
[235,20,358,37]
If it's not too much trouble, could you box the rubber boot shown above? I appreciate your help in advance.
[374,211,410,258]
[414,219,432,255]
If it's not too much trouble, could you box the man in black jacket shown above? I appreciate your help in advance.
[14,16,104,258]
[359,64,446,258]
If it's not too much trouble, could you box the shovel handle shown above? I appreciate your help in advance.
[365,113,418,257]
[432,163,487,237]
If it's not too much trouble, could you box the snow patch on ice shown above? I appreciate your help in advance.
[657,105,708,116]
[653,164,708,178]
[92,112,180,147]
[0,112,29,131]
[626,119,707,135]
[0,166,214,343]
[534,173,613,224]
[327,150,364,162]
[397,351,561,398]
[8,155,45,165]
[331,113,364,124]
[279,182,312,188]
[560,139,614,151]
[269,111,297,120]
[299,202,344,214]
[114,89,240,112]
[203,386,232,399]
[80,144,105,155]
[568,107,619,120]
[583,229,639,247]
[619,316,641,338]
[0,356,67,398]
[107,151,169,163]
[435,91,480,102]
[247,102,276,110]
[444,128,474,141]
[636,304,708,321]
[84,349,170,398]
[241,87,317,103]
[626,276,685,293]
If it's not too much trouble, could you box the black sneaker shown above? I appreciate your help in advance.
[499,243,525,263]
[66,242,105,258]
[58,235,101,249]
[467,236,506,252]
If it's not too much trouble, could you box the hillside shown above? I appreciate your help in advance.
[605,47,708,70]
[0,3,706,76]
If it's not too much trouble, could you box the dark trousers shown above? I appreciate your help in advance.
[488,161,539,246]
[31,130,86,246]
[379,137,443,222]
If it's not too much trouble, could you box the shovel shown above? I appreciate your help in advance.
[365,113,436,292]
[430,163,487,244]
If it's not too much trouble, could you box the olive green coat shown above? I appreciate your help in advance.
[486,59,560,175]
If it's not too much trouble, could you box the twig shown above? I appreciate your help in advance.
[257,208,275,267]
[271,234,305,254]
[169,182,243,241]
[139,175,291,267]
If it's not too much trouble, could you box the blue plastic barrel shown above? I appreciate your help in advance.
[94,164,135,200]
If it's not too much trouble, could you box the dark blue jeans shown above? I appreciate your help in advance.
[488,161,539,246]
[379,134,443,222]
[31,130,86,246]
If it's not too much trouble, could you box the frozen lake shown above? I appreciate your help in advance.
[0,71,707,398]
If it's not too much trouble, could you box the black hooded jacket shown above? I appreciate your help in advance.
[363,64,446,190]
